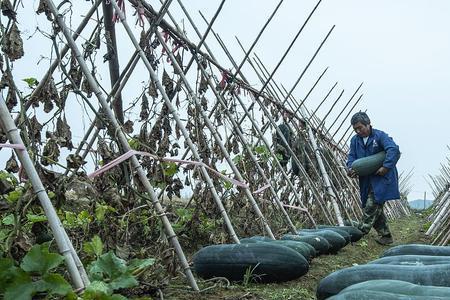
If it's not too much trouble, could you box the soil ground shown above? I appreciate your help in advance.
[163,211,431,300]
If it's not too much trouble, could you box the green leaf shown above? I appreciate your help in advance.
[2,214,15,226]
[22,77,39,88]
[223,180,233,190]
[89,251,127,280]
[128,138,139,150]
[127,258,155,273]
[84,280,113,297]
[34,273,73,296]
[0,228,10,241]
[6,189,22,203]
[0,258,30,292]
[109,273,138,290]
[83,235,104,258]
[26,213,48,223]
[95,204,115,222]
[232,154,242,164]
[20,243,65,275]
[162,161,178,177]
[4,280,35,300]
[254,145,268,154]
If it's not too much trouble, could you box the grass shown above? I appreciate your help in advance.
[164,212,431,300]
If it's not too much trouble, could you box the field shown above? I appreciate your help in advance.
[165,212,431,300]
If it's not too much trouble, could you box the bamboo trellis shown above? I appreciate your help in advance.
[0,0,412,291]
[426,148,450,245]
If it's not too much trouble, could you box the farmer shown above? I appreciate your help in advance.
[346,112,400,245]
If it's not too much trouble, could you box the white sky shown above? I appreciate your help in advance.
[5,1,450,201]
[175,0,449,200]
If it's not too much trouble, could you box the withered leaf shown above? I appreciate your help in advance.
[1,0,16,21]
[97,138,114,161]
[6,88,17,111]
[200,96,208,111]
[41,138,60,166]
[56,115,73,150]
[0,70,11,89]
[36,0,52,21]
[66,154,86,169]
[199,73,209,94]
[0,126,7,143]
[43,99,54,113]
[162,69,173,96]
[81,76,93,98]
[5,151,19,173]
[140,93,149,121]
[123,120,134,134]
[29,116,43,143]
[147,79,158,98]
[69,55,82,88]
[3,22,23,61]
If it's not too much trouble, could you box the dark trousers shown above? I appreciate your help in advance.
[359,191,391,237]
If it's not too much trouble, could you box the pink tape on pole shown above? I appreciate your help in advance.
[0,143,26,150]
[88,150,249,189]
[283,204,308,212]
[252,183,271,194]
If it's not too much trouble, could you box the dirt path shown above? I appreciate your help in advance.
[165,212,430,300]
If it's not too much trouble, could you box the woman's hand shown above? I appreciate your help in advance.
[375,166,389,176]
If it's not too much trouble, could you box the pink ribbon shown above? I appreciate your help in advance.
[252,183,271,194]
[0,143,26,150]
[88,150,249,189]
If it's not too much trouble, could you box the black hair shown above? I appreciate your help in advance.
[350,111,370,126]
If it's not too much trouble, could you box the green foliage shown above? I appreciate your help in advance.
[6,188,23,203]
[26,213,48,223]
[21,243,65,274]
[63,210,93,230]
[232,154,243,165]
[0,170,18,186]
[87,251,155,298]
[254,145,271,162]
[0,244,73,300]
[242,264,259,287]
[172,207,193,233]
[83,235,104,259]
[22,77,39,88]
[2,214,15,226]
[220,170,233,190]
[0,240,155,300]
[127,138,139,150]
[162,161,178,177]
[95,203,116,222]
[172,207,217,236]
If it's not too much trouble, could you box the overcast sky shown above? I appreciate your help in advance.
[6,1,450,200]
[172,0,449,200]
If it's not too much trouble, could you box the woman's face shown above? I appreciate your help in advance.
[352,122,371,137]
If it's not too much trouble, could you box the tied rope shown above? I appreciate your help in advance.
[88,149,268,194]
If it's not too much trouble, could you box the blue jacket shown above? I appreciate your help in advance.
[346,128,400,207]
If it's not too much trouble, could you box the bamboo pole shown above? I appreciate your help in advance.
[154,25,276,239]
[324,83,363,136]
[0,96,86,289]
[246,58,341,221]
[195,57,298,234]
[109,0,241,244]
[170,3,299,233]
[19,0,102,119]
[44,0,200,290]
[426,188,450,236]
